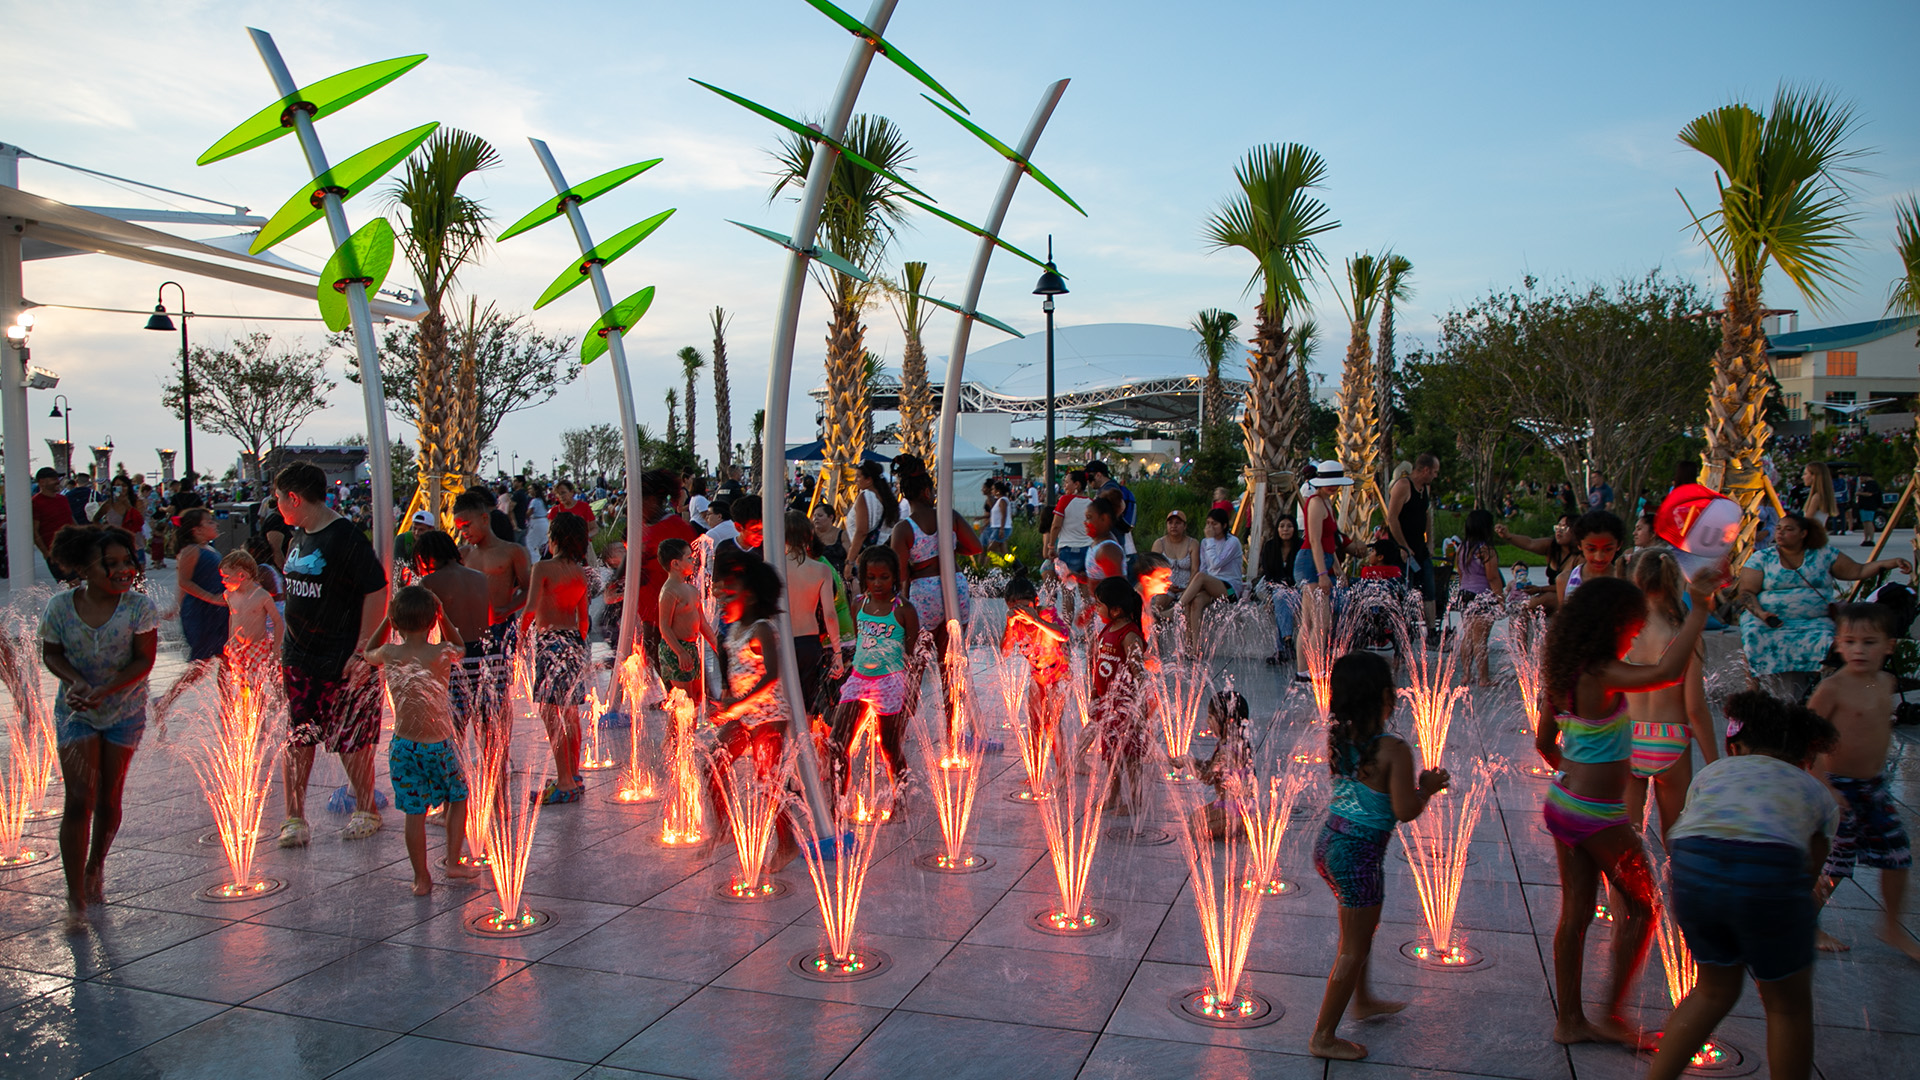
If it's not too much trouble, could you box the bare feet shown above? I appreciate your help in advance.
[1590,1015,1652,1050]
[411,876,434,896]
[1879,923,1920,961]
[1308,1035,1368,1060]
[1816,929,1851,953]
[1553,1018,1602,1045]
[1352,996,1407,1020]
[63,902,88,935]
[84,868,105,905]
[443,858,482,881]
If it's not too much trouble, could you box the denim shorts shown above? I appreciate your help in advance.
[1293,546,1328,586]
[1055,546,1087,577]
[1671,836,1816,981]
[981,526,1010,546]
[57,709,147,750]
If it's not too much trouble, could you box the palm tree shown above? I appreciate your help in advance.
[1678,85,1864,542]
[664,387,680,451]
[1336,254,1387,533]
[1889,195,1920,334]
[1203,143,1339,540]
[770,114,915,514]
[385,127,498,519]
[1282,320,1320,507]
[1374,253,1413,485]
[711,307,735,473]
[1191,308,1240,449]
[750,408,766,494]
[678,346,705,461]
[893,261,936,461]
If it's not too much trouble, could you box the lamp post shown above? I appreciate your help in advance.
[1032,237,1068,505]
[145,281,192,476]
[47,393,70,473]
[5,312,34,591]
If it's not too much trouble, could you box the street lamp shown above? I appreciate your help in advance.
[48,394,71,472]
[1032,237,1068,507]
[145,281,193,476]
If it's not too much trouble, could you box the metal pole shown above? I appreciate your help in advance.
[0,235,28,595]
[249,28,396,574]
[934,80,1071,635]
[759,0,897,832]
[180,313,192,476]
[527,138,645,674]
[1044,297,1056,506]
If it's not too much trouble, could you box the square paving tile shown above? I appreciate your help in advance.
[244,873,477,938]
[0,981,224,1078]
[543,904,785,982]
[79,1005,399,1080]
[99,920,370,1004]
[828,1010,1097,1080]
[901,942,1138,1032]
[603,984,885,1080]
[416,962,699,1062]
[386,891,625,962]
[327,1034,591,1080]
[1078,1032,1328,1078]
[0,904,231,979]
[714,921,953,1008]
[0,843,219,901]
[962,890,1172,961]
[244,940,524,1032]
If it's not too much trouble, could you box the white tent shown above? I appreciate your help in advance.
[945,435,1003,517]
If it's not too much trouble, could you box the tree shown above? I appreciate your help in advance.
[559,427,594,478]
[750,409,766,494]
[711,307,735,472]
[1678,84,1864,552]
[342,309,581,458]
[162,331,335,467]
[1889,195,1920,336]
[677,346,705,461]
[1203,143,1338,538]
[341,433,418,493]
[385,127,498,515]
[1401,346,1515,511]
[892,261,937,461]
[664,387,680,452]
[560,423,622,481]
[1335,253,1387,533]
[1374,253,1413,480]
[1190,308,1240,453]
[770,114,915,513]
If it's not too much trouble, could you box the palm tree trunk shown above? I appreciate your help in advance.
[823,290,869,515]
[1240,302,1294,542]
[712,307,734,472]
[684,374,698,461]
[1374,293,1397,488]
[1337,324,1379,536]
[900,334,934,461]
[1699,274,1772,558]
[1203,369,1225,450]
[415,308,451,519]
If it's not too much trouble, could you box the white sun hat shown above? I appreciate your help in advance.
[1310,460,1354,488]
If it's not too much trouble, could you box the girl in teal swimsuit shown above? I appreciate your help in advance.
[1536,570,1719,1048]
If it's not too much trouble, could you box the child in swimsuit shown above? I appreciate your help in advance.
[1624,550,1717,846]
[1309,650,1450,1061]
[1000,569,1071,783]
[1088,577,1150,813]
[1554,509,1626,608]
[836,546,919,782]
[1535,569,1719,1048]
[656,538,713,699]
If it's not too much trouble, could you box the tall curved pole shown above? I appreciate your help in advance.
[527,139,646,673]
[760,0,898,831]
[935,81,1071,630]
[250,28,396,573]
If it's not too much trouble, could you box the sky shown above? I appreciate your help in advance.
[5,0,1918,481]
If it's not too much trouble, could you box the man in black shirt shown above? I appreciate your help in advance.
[169,473,204,514]
[1387,453,1440,642]
[272,461,389,846]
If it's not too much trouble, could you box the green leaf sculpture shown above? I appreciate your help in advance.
[727,220,869,282]
[689,80,934,201]
[579,286,657,364]
[533,209,676,310]
[913,293,1024,338]
[251,122,439,253]
[800,0,967,115]
[316,217,396,332]
[497,158,664,242]
[921,95,1086,217]
[198,53,429,165]
[898,196,1049,271]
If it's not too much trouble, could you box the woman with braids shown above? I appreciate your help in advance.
[1535,568,1720,1048]
[1308,650,1450,1060]
[40,524,157,932]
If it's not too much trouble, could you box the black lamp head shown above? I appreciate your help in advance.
[1032,234,1068,297]
[144,304,175,332]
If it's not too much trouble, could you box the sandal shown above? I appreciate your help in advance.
[341,810,383,840]
[532,780,585,806]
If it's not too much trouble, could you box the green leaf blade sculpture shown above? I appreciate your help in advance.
[316,218,396,332]
[689,80,934,202]
[251,122,440,253]
[533,209,676,310]
[799,0,967,115]
[498,158,664,242]
[898,196,1049,271]
[198,54,429,165]
[913,293,1024,339]
[726,220,870,282]
[921,94,1086,217]
[579,286,658,364]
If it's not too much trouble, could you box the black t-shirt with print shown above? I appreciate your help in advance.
[282,517,387,678]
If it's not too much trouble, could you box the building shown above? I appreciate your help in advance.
[1767,314,1920,428]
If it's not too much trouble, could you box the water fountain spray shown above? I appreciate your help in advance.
[1032,696,1117,935]
[787,705,895,980]
[913,624,989,872]
[1169,778,1280,1027]
[1240,766,1311,898]
[1156,653,1212,782]
[1297,588,1357,722]
[709,723,791,900]
[193,669,284,901]
[579,684,616,772]
[1395,611,1470,772]
[609,654,660,804]
[0,623,59,823]
[1645,815,1742,1071]
[464,726,551,936]
[657,689,705,847]
[1398,757,1500,969]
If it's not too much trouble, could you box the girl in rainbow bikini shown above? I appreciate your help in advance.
[1535,568,1721,1049]
[1623,550,1719,847]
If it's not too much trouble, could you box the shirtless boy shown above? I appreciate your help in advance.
[219,549,281,670]
[1811,602,1920,960]
[656,537,713,700]
[413,530,491,727]
[452,489,528,721]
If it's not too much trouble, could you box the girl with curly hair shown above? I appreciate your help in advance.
[1536,569,1719,1048]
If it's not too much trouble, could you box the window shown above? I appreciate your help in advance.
[1785,391,1802,419]
[1774,357,1802,379]
[1827,350,1857,376]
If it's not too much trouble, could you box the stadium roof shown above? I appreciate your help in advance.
[809,322,1250,431]
[1765,315,1920,356]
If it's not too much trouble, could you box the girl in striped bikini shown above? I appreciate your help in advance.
[1535,568,1720,1048]
[1624,550,1719,846]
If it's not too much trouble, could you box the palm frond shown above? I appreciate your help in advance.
[1338,253,1387,326]
[1203,143,1338,317]
[384,127,499,301]
[1189,308,1240,373]
[1887,194,1920,319]
[678,345,706,378]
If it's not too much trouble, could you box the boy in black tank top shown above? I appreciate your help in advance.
[1387,455,1440,644]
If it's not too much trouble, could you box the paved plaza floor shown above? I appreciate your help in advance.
[1,581,1918,1080]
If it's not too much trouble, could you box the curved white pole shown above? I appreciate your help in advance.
[759,0,898,830]
[250,28,396,576]
[934,81,1071,634]
[527,139,646,674]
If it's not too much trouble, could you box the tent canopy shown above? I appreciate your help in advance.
[785,439,891,463]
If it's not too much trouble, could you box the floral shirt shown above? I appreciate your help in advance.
[1669,754,1839,853]
[40,588,158,727]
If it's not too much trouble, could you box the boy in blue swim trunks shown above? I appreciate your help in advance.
[363,586,482,895]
